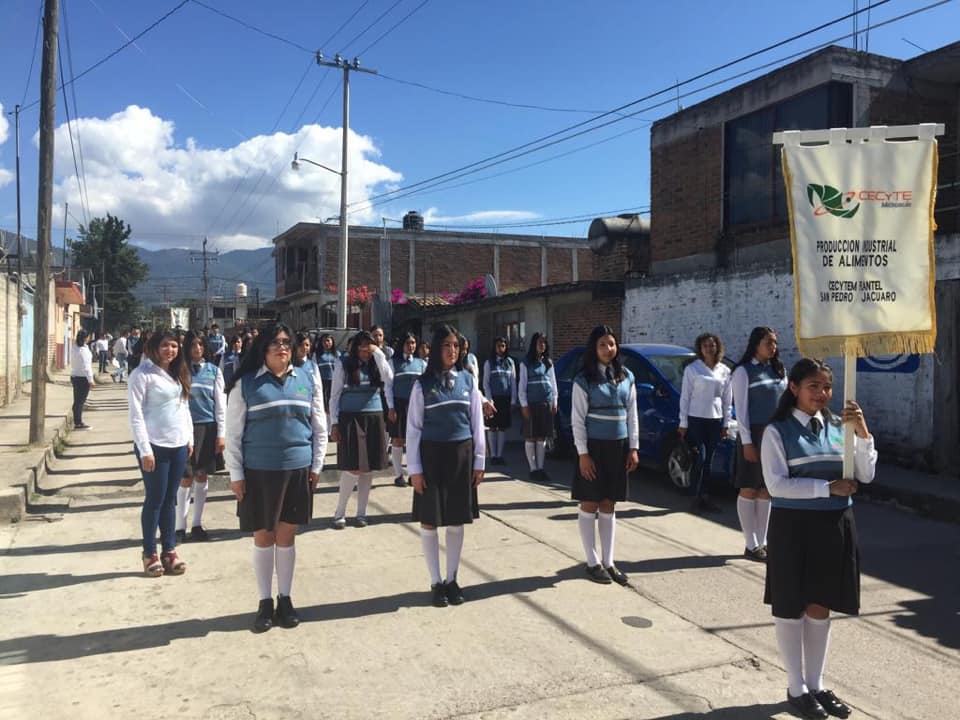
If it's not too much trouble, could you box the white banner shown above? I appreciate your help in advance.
[782,136,938,358]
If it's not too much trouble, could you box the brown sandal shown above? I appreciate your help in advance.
[160,550,186,575]
[143,554,164,577]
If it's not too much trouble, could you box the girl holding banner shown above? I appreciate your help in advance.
[761,358,876,719]
[730,327,786,562]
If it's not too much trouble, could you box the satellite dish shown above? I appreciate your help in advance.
[483,273,498,298]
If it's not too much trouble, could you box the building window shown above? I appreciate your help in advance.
[494,309,525,352]
[724,82,853,227]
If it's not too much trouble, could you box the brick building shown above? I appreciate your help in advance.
[269,217,596,330]
[625,41,960,471]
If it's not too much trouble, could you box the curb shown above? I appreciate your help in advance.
[860,481,960,525]
[0,412,72,523]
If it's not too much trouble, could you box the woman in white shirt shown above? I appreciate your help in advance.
[678,333,732,513]
[128,328,194,577]
[70,330,95,430]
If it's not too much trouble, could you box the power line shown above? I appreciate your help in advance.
[423,205,649,231]
[21,0,191,112]
[347,0,897,211]
[321,0,371,49]
[62,0,92,222]
[356,0,431,56]
[188,0,313,52]
[57,46,89,227]
[19,1,43,106]
[337,0,405,52]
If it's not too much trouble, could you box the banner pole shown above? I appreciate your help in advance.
[843,348,856,479]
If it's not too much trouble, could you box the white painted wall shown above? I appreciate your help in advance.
[623,235,960,457]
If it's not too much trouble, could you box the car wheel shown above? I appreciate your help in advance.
[666,443,693,492]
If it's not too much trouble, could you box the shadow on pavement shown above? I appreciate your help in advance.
[0,571,131,596]
[615,555,741,575]
[647,702,790,718]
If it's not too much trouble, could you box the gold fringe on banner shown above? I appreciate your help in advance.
[782,140,940,361]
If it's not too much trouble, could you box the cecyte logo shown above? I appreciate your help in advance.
[807,184,860,219]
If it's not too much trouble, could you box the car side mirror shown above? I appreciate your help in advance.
[637,383,655,397]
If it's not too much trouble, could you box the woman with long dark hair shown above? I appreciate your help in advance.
[731,326,787,562]
[176,331,225,543]
[761,359,875,719]
[387,331,426,486]
[571,326,639,585]
[224,322,327,632]
[219,335,243,387]
[406,324,486,607]
[329,331,394,528]
[70,329,95,430]
[295,331,317,377]
[128,327,193,577]
[482,336,517,465]
[518,332,558,481]
[678,332,732,513]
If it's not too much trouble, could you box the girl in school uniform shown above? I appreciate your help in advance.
[406,323,486,607]
[678,333,732,513]
[295,332,318,377]
[482,336,518,465]
[730,327,787,562]
[329,331,394,528]
[417,340,431,361]
[459,336,480,379]
[220,335,243,388]
[370,325,394,359]
[224,322,327,633]
[519,332,558,482]
[315,333,339,422]
[761,358,875,719]
[388,332,426,487]
[176,332,226,543]
[128,328,194,577]
[571,325,639,585]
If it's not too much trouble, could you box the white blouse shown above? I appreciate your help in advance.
[678,359,732,428]
[127,359,193,456]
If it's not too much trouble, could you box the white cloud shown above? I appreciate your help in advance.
[43,105,402,250]
[421,208,540,226]
[0,103,10,189]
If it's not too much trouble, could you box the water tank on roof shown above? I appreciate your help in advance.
[588,214,650,255]
[236,282,248,298]
[403,211,424,231]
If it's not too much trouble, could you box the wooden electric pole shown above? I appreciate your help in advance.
[29,0,59,444]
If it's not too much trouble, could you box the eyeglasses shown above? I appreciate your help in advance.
[269,339,292,349]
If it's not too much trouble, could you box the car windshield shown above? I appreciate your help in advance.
[646,354,695,390]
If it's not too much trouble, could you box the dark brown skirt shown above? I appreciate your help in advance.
[412,438,479,527]
[338,411,388,472]
[386,398,410,440]
[187,422,218,476]
[571,438,629,502]
[237,467,312,532]
[484,395,514,431]
[522,401,555,439]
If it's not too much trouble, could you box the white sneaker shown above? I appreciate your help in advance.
[332,517,346,530]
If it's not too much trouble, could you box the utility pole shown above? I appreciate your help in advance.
[315,51,376,329]
[12,104,24,395]
[189,236,218,327]
[29,0,59,444]
[99,258,106,335]
[62,201,68,271]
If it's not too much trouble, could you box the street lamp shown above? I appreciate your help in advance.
[291,150,348,328]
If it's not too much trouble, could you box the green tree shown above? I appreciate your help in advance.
[70,214,148,332]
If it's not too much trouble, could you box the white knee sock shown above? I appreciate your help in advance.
[445,525,465,583]
[535,440,546,470]
[486,431,495,458]
[253,545,274,600]
[275,544,296,597]
[191,481,208,528]
[737,496,758,550]
[577,509,600,566]
[420,528,442,585]
[755,498,772,547]
[524,441,537,471]
[598,511,616,568]
[176,486,191,531]
[803,616,832,693]
[356,473,373,517]
[391,446,404,478]
[774,617,807,698]
[335,472,355,519]
[496,431,506,458]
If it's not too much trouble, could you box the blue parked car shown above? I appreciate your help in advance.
[553,344,737,492]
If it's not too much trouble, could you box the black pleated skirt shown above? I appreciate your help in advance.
[188,422,218,476]
[237,467,312,532]
[571,437,629,502]
[522,401,554,439]
[734,424,767,489]
[412,438,479,527]
[386,398,410,439]
[484,395,513,431]
[338,411,387,472]
[764,506,860,618]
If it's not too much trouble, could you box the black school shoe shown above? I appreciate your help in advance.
[743,545,767,562]
[253,598,274,633]
[190,526,210,542]
[274,594,300,628]
[431,583,448,608]
[787,691,828,719]
[445,580,465,605]
[394,475,406,487]
[604,565,629,586]
[813,690,851,718]
[585,564,612,584]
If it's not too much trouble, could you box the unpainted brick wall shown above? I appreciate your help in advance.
[551,298,622,357]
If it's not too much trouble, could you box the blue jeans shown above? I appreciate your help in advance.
[137,444,188,556]
[687,416,723,498]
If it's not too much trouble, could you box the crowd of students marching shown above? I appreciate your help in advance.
[125,320,875,720]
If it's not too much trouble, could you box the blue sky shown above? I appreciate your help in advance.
[0,0,957,252]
